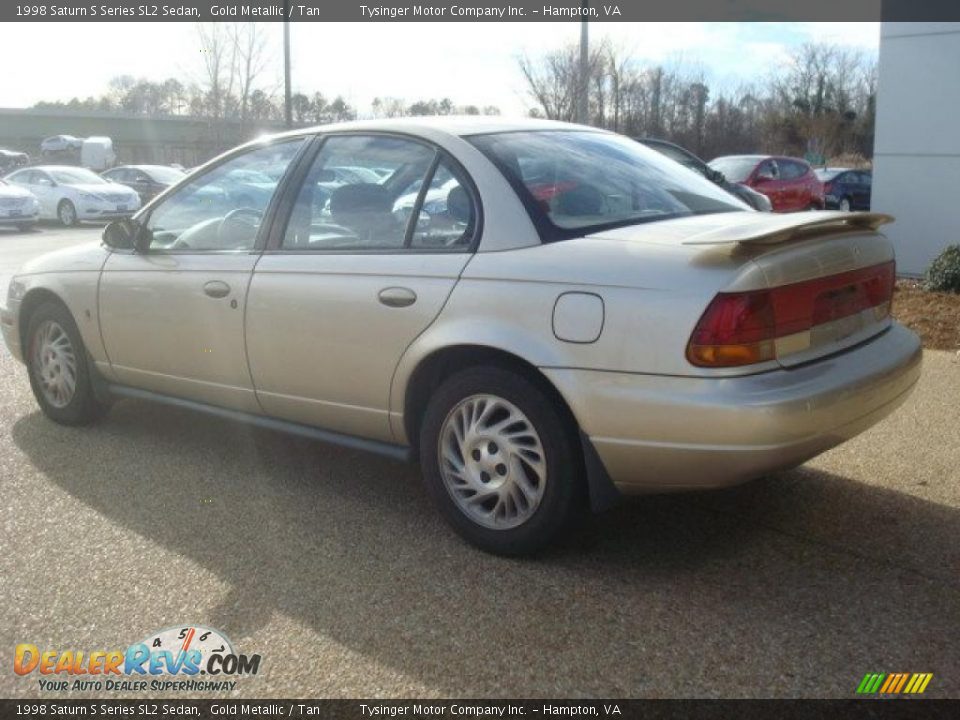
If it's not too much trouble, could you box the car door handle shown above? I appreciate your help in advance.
[378,287,417,308]
[203,281,231,299]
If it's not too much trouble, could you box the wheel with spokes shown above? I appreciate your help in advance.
[420,366,584,555]
[57,200,78,227]
[26,301,108,425]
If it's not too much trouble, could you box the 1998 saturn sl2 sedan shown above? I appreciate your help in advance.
[0,118,922,555]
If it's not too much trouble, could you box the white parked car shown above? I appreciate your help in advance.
[0,179,40,230]
[4,166,140,226]
[0,118,922,555]
[40,135,83,155]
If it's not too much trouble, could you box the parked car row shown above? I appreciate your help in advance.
[3,166,141,226]
[0,139,874,231]
[630,138,873,215]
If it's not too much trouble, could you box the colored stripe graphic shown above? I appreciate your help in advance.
[856,672,933,694]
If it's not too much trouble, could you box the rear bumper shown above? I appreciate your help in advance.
[544,323,922,493]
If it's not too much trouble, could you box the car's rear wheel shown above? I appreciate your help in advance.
[57,200,78,227]
[839,197,851,212]
[26,301,108,425]
[420,366,584,555]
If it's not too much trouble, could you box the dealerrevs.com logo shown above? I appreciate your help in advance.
[14,626,262,693]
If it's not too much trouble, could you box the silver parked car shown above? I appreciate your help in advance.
[0,118,922,555]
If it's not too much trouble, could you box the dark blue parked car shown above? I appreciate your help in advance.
[816,168,872,211]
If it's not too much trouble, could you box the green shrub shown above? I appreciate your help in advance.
[924,245,960,293]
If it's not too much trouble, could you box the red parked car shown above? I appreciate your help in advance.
[708,155,824,213]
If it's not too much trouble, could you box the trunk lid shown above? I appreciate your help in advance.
[589,211,897,369]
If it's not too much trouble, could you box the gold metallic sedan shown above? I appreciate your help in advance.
[1,118,921,555]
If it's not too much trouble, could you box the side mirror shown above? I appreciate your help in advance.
[755,170,775,183]
[707,168,725,184]
[102,218,146,251]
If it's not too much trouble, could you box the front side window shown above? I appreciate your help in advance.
[471,131,744,239]
[282,135,473,251]
[143,139,304,252]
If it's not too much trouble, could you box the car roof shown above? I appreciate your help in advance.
[269,115,601,141]
[27,165,93,172]
[110,164,175,171]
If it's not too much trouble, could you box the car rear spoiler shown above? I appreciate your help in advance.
[682,211,894,246]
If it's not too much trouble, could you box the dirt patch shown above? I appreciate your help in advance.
[893,280,960,351]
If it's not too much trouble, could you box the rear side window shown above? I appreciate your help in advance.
[282,135,476,252]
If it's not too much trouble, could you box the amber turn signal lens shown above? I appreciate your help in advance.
[687,341,776,368]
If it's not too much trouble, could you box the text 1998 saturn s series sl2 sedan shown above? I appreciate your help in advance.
[0,118,922,555]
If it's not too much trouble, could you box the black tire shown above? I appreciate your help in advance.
[419,365,585,556]
[57,200,78,227]
[25,301,108,425]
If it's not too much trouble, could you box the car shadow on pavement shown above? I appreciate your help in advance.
[11,400,960,697]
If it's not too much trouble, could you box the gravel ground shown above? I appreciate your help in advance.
[1,226,958,699]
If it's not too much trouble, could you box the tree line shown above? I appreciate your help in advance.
[518,40,878,162]
[31,22,500,135]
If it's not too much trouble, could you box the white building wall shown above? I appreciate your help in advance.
[873,22,960,276]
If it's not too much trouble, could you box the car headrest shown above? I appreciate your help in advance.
[329,183,391,217]
[447,185,472,224]
[556,185,604,216]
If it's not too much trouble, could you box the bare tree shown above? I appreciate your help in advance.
[229,23,272,134]
[196,23,237,122]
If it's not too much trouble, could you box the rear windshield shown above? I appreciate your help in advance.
[145,166,186,183]
[708,157,760,183]
[469,131,746,239]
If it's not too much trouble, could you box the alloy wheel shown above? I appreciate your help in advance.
[59,202,76,226]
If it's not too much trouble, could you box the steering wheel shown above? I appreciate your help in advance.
[217,207,262,246]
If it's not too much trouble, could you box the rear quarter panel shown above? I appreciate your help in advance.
[388,237,752,442]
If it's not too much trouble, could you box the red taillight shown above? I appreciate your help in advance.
[824,182,834,194]
[687,261,895,367]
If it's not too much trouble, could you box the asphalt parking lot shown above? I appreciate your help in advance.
[1,224,958,699]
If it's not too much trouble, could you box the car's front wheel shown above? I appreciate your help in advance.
[420,366,584,555]
[26,301,108,425]
[57,200,78,227]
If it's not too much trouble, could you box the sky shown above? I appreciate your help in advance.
[1,22,879,116]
